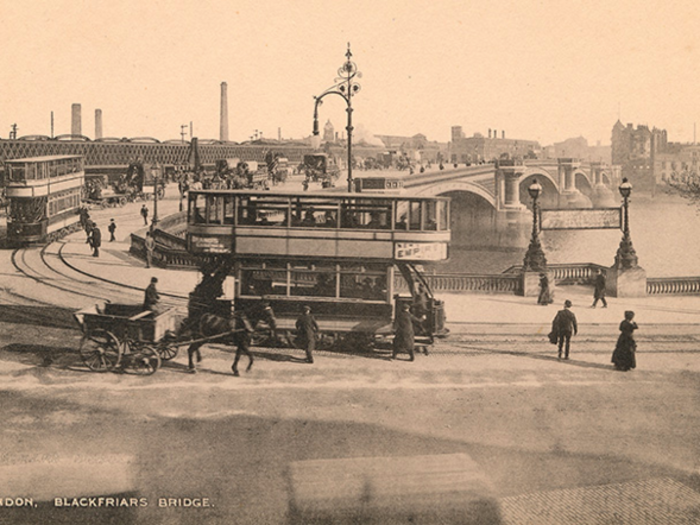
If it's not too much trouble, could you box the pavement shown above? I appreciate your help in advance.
[56,181,700,332]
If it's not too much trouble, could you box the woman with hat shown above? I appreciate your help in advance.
[612,311,638,371]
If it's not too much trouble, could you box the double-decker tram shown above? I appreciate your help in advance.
[4,155,85,244]
[186,189,451,344]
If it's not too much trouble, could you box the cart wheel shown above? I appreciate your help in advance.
[156,186,165,199]
[118,196,127,207]
[127,346,161,375]
[155,340,178,361]
[80,329,121,372]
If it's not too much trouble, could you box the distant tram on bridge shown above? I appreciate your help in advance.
[186,189,451,342]
[3,155,84,245]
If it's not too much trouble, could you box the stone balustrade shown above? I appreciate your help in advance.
[647,277,700,295]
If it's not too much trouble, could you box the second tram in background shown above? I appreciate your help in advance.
[3,155,84,245]
[186,188,451,343]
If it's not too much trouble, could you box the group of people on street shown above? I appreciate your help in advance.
[549,298,637,371]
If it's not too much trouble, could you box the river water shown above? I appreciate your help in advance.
[438,192,700,278]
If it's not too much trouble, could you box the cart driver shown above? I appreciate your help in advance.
[143,277,160,314]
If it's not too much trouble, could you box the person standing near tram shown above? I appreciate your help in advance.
[295,305,319,363]
[392,303,424,362]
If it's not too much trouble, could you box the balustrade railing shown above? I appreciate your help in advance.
[395,272,521,294]
[647,277,700,295]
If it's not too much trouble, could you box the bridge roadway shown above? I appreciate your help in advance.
[2,183,700,523]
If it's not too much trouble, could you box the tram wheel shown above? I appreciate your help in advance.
[80,329,121,372]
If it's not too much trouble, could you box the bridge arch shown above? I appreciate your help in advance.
[518,171,560,209]
[412,180,497,209]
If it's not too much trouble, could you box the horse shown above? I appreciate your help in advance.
[184,303,278,376]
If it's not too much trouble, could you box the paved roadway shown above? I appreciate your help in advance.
[1,182,700,524]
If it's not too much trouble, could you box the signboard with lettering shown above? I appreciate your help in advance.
[540,208,621,230]
[394,242,448,261]
[189,235,232,254]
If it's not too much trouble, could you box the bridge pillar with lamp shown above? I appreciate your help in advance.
[606,178,647,297]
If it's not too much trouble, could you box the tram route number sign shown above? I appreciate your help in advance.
[395,242,447,261]
[189,235,232,253]
[540,208,621,231]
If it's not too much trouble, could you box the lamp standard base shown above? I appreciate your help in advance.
[521,270,551,297]
[606,265,647,297]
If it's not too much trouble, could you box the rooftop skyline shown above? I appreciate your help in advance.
[1,0,699,145]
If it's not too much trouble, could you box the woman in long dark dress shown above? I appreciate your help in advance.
[537,273,554,305]
[612,310,638,371]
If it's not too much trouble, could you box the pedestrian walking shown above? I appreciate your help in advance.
[392,303,423,362]
[89,225,102,257]
[591,269,608,308]
[295,305,319,363]
[611,311,637,371]
[108,218,117,242]
[551,300,577,360]
[143,277,160,313]
[140,204,149,225]
[144,232,156,268]
[537,272,554,305]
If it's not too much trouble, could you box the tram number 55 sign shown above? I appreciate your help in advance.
[395,242,447,261]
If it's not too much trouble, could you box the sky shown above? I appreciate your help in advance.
[1,0,700,146]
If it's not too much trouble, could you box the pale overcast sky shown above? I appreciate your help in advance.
[1,0,699,146]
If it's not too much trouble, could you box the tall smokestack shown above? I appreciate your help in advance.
[220,82,229,142]
[71,103,82,136]
[95,109,103,139]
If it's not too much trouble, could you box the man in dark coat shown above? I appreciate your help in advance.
[591,269,608,308]
[143,277,160,313]
[392,303,423,362]
[108,218,117,242]
[89,225,102,257]
[295,305,319,363]
[140,204,149,226]
[552,300,578,360]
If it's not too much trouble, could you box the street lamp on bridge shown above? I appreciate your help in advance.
[614,178,638,269]
[522,178,548,272]
[312,43,362,192]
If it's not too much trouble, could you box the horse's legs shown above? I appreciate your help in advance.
[244,345,254,372]
[188,343,202,372]
[232,347,242,376]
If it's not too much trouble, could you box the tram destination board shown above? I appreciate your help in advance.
[540,208,622,231]
[395,242,448,261]
[189,234,232,253]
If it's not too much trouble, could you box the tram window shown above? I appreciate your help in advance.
[290,265,336,297]
[240,268,287,296]
[424,201,438,231]
[338,264,387,300]
[340,200,391,229]
[224,196,235,224]
[207,196,224,224]
[438,201,448,231]
[408,201,422,230]
[191,194,207,224]
[9,165,26,182]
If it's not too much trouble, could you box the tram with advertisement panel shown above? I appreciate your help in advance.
[3,155,84,244]
[185,189,450,342]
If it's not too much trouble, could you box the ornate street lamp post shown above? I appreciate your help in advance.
[151,165,160,232]
[614,177,638,269]
[312,43,362,192]
[522,178,548,272]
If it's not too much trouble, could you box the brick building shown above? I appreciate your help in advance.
[449,126,541,164]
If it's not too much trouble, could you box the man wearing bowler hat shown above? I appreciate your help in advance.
[552,300,578,360]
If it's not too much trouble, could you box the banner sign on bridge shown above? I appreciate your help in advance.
[540,208,622,231]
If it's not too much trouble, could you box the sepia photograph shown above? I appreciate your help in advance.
[1,1,700,523]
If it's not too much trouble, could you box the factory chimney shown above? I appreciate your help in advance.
[220,82,229,142]
[71,103,82,136]
[95,109,103,139]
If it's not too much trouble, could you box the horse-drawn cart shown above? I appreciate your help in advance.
[74,303,180,375]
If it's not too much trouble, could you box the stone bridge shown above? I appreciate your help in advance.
[406,158,622,210]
